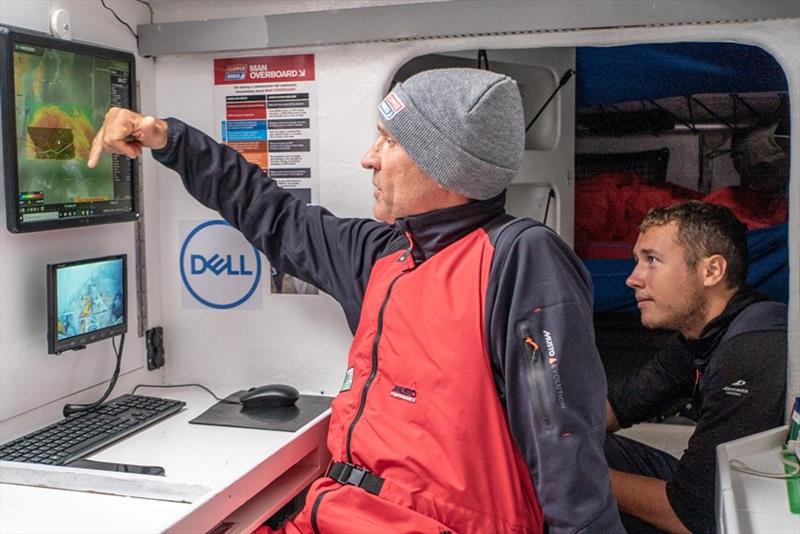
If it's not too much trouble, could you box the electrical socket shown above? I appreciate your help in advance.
[146,326,165,370]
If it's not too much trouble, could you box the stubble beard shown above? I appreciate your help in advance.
[654,282,708,338]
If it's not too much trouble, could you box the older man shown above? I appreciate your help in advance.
[90,68,621,533]
[606,201,787,533]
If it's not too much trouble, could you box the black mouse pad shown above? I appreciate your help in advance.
[189,391,333,432]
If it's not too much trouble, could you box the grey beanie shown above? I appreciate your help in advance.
[378,68,525,200]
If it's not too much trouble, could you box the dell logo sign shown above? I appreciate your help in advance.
[190,254,254,276]
[179,220,262,309]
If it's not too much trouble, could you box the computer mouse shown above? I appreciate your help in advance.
[239,384,300,409]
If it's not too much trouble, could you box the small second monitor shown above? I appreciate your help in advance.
[47,254,127,354]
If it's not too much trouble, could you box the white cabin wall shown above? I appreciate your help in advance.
[500,48,575,241]
[150,0,442,23]
[0,0,159,438]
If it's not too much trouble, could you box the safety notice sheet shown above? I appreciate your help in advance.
[213,54,318,206]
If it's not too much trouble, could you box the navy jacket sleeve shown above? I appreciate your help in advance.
[666,330,787,534]
[151,119,400,330]
[608,336,695,428]
[487,222,624,534]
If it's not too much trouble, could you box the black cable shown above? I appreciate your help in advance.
[525,69,575,133]
[135,0,154,24]
[131,383,241,405]
[477,49,490,70]
[543,188,555,225]
[99,0,138,43]
[63,334,125,417]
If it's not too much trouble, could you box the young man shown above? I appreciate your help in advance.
[90,68,622,533]
[606,201,787,534]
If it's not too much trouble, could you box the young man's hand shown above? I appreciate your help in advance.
[607,399,621,432]
[88,107,168,168]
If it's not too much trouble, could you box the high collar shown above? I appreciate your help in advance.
[680,287,765,368]
[394,192,507,264]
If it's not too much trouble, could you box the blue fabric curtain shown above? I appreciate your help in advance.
[576,43,788,107]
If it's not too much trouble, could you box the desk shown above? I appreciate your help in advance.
[0,387,332,533]
[717,425,799,534]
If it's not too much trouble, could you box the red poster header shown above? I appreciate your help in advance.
[214,54,315,85]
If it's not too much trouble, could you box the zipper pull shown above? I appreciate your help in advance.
[692,368,702,398]
[398,231,414,262]
[516,321,542,363]
[515,318,553,429]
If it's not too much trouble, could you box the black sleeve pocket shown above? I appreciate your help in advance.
[516,318,558,431]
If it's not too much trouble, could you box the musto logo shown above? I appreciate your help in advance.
[179,220,262,309]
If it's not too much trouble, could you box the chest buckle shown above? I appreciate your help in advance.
[327,461,385,495]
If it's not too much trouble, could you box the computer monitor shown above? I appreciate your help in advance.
[0,25,138,233]
[47,254,127,354]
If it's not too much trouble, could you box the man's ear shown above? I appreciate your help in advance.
[700,254,728,288]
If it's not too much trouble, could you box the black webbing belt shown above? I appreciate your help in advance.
[327,462,385,495]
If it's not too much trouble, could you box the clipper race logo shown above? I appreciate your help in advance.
[224,64,248,81]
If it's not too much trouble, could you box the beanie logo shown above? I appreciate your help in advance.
[379,92,405,121]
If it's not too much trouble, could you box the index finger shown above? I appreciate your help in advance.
[87,125,105,168]
[87,109,142,167]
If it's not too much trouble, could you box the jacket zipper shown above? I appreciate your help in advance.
[345,269,409,462]
[692,368,702,399]
[313,241,414,530]
[516,320,553,429]
[346,236,414,461]
[345,237,414,464]
[310,488,336,534]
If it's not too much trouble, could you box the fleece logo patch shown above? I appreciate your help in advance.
[378,92,405,121]
[723,379,749,397]
[390,384,417,403]
[542,329,566,408]
[340,367,354,392]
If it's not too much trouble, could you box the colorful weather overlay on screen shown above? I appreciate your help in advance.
[13,42,129,204]
[56,259,124,341]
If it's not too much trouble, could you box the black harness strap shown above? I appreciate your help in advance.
[327,461,385,495]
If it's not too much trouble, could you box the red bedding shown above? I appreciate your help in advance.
[574,172,788,259]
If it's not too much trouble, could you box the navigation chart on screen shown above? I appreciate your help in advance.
[13,42,132,212]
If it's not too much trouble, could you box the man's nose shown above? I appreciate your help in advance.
[626,265,644,289]
[361,139,380,170]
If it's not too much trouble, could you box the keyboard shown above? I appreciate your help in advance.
[0,394,185,466]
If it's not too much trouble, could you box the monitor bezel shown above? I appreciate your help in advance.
[0,24,139,233]
[47,254,128,355]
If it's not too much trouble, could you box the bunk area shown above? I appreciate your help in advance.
[573,43,791,392]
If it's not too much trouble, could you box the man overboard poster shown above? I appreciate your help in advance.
[213,54,319,295]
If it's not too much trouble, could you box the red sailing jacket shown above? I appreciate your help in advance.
[299,226,542,532]
[155,120,623,533]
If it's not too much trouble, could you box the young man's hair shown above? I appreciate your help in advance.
[640,201,749,288]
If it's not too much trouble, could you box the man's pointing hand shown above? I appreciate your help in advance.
[88,107,168,168]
